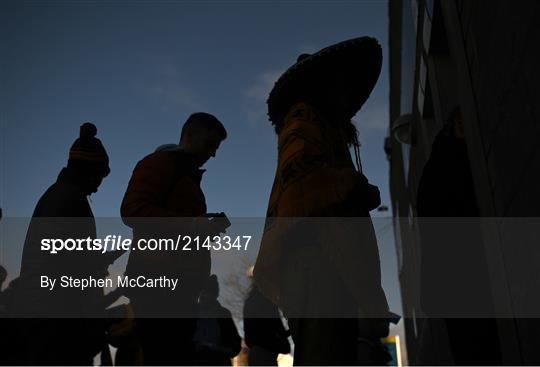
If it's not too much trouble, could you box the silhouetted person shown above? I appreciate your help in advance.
[0,265,8,365]
[121,112,229,365]
[417,107,501,365]
[105,302,143,366]
[243,284,290,366]
[0,277,18,314]
[0,265,6,309]
[0,211,16,365]
[254,37,392,365]
[193,274,241,365]
[0,277,22,366]
[12,122,115,365]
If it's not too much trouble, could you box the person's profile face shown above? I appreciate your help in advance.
[86,167,109,194]
[88,175,105,194]
[186,128,222,166]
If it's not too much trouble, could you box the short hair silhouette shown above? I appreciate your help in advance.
[180,112,227,141]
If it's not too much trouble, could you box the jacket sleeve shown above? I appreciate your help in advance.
[120,153,181,223]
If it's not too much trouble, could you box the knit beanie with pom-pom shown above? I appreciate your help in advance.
[68,122,110,175]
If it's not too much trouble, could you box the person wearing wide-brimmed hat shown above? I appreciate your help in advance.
[254,37,393,365]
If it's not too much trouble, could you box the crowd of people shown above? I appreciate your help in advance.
[0,37,395,366]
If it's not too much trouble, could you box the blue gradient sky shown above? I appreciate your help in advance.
[1,1,401,314]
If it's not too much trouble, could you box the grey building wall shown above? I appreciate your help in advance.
[389,0,540,364]
[448,1,540,364]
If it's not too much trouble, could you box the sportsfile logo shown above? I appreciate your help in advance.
[40,235,252,254]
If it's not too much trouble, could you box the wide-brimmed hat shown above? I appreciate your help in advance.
[267,36,382,130]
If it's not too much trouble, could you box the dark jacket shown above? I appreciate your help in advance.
[194,298,242,365]
[17,168,106,315]
[243,287,290,354]
[121,150,210,309]
[417,132,493,316]
[14,167,107,365]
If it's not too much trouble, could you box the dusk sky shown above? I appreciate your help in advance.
[1,1,401,316]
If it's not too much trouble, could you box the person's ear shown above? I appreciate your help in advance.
[181,131,193,146]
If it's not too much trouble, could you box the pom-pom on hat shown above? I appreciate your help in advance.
[68,122,110,175]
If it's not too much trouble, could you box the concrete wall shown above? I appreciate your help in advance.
[390,0,540,364]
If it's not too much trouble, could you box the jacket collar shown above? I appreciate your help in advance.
[172,150,206,183]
